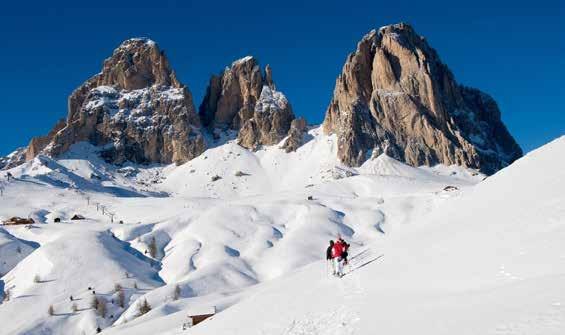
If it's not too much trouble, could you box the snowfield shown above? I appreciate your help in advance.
[0,129,563,335]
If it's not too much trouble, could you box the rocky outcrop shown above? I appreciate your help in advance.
[67,38,182,124]
[323,23,522,174]
[36,38,205,165]
[199,57,297,150]
[281,117,307,153]
[237,85,295,149]
[0,148,26,170]
[25,119,66,161]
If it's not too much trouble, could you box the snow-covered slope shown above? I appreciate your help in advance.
[1,130,560,335]
[103,136,565,335]
[0,227,37,277]
[169,136,564,335]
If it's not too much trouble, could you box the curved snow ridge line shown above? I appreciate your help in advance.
[110,233,164,283]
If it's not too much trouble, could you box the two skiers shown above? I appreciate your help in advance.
[327,235,350,277]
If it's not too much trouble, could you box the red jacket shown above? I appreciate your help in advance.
[332,241,344,258]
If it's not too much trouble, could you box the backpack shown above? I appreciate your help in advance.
[332,241,344,258]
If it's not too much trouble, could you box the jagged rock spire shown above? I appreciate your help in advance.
[199,56,299,150]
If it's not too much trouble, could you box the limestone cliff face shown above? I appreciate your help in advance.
[323,23,522,174]
[199,57,296,150]
[33,38,205,165]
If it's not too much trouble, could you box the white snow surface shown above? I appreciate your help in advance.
[0,130,563,335]
[254,86,289,114]
[231,56,254,66]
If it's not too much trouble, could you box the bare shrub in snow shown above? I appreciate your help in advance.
[117,289,126,308]
[91,296,99,310]
[2,289,10,303]
[173,284,181,300]
[148,237,157,258]
[96,297,107,318]
[137,299,151,316]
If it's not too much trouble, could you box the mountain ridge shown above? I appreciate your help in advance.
[0,23,521,174]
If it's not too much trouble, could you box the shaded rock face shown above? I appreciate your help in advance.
[36,38,205,165]
[323,23,522,174]
[199,57,296,150]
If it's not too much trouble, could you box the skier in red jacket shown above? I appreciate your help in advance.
[332,236,346,277]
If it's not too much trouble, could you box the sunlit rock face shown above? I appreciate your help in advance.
[323,23,522,174]
[29,38,205,165]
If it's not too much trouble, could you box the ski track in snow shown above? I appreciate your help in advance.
[279,306,359,335]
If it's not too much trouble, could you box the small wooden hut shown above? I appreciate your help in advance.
[3,217,35,225]
[182,307,216,329]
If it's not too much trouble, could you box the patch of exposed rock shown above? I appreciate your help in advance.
[30,38,205,165]
[281,117,307,153]
[0,148,27,170]
[322,23,522,174]
[25,119,66,161]
[199,57,297,150]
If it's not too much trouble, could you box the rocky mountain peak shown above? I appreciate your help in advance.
[323,23,522,174]
[1,26,522,173]
[23,38,204,165]
[199,55,264,128]
[99,37,181,90]
[67,37,181,124]
[199,57,301,150]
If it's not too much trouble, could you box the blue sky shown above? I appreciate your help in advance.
[0,0,562,156]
